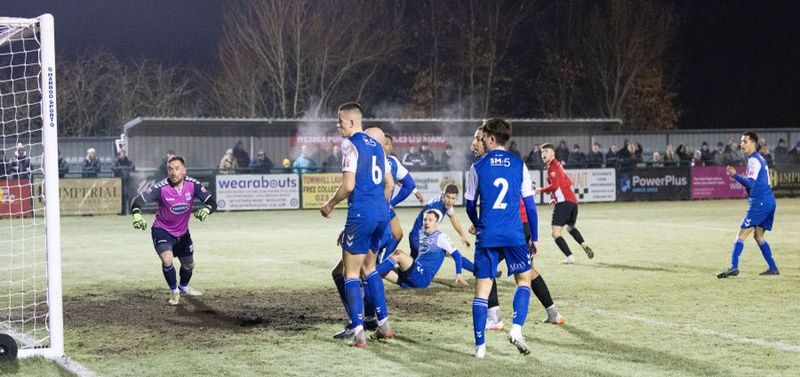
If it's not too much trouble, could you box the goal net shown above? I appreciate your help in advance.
[0,14,63,359]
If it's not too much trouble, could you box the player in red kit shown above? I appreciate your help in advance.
[535,143,595,264]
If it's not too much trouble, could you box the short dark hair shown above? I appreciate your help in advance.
[444,183,459,195]
[384,133,394,142]
[481,118,512,146]
[541,143,555,151]
[338,102,363,115]
[424,209,441,221]
[168,155,186,166]
[742,131,758,144]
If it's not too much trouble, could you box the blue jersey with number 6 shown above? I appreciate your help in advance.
[341,132,390,223]
[465,149,533,247]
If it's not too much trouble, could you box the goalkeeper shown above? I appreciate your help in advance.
[130,156,217,305]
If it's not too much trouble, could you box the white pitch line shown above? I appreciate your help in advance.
[55,356,100,377]
[566,303,800,353]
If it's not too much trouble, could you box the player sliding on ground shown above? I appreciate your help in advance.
[130,155,216,305]
[321,102,395,349]
[379,132,424,262]
[408,183,472,260]
[717,131,779,278]
[465,118,541,358]
[536,143,595,264]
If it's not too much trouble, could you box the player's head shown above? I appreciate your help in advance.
[741,131,758,154]
[422,209,442,234]
[480,118,511,150]
[364,127,386,145]
[167,155,187,185]
[337,102,364,137]
[442,183,459,208]
[540,143,556,165]
[471,127,486,157]
[383,133,395,155]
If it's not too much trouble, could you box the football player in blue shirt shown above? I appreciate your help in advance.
[465,118,540,358]
[377,209,469,288]
[321,103,395,349]
[380,133,425,262]
[408,183,472,260]
[717,131,779,278]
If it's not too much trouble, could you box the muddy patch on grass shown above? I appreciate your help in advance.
[65,285,469,336]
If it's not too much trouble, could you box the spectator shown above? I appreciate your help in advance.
[774,139,789,165]
[232,140,250,170]
[322,145,342,172]
[605,143,619,167]
[587,143,605,168]
[10,143,31,178]
[111,149,135,179]
[692,150,702,166]
[507,141,522,159]
[760,145,774,166]
[81,147,100,178]
[402,145,426,170]
[249,150,274,174]
[567,144,586,168]
[219,148,238,174]
[712,142,725,166]
[790,141,800,164]
[161,150,175,177]
[700,142,714,166]
[676,144,693,163]
[0,150,7,177]
[292,145,317,174]
[441,144,456,170]
[526,144,543,169]
[281,157,292,173]
[619,143,640,169]
[651,151,664,167]
[419,142,436,170]
[633,141,644,161]
[58,150,69,178]
[555,140,570,164]
[728,139,745,163]
[664,144,679,166]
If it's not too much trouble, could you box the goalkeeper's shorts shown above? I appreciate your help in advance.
[152,227,194,257]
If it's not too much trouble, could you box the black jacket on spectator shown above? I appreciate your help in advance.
[587,151,605,168]
[250,156,274,174]
[58,157,69,178]
[11,151,31,178]
[605,149,619,168]
[420,148,436,170]
[81,158,100,178]
[567,149,587,168]
[555,142,570,163]
[112,156,135,179]
[526,148,543,169]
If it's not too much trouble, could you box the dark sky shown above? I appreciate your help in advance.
[3,0,799,129]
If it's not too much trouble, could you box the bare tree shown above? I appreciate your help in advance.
[583,0,678,121]
[56,51,120,136]
[213,0,404,118]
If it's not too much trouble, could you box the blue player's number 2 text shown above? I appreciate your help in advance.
[492,177,508,209]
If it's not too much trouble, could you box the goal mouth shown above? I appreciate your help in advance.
[0,14,63,359]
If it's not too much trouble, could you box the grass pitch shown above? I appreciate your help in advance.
[10,199,800,376]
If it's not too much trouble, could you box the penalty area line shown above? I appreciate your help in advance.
[566,302,800,353]
[55,356,100,377]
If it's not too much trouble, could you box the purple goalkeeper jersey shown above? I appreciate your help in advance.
[138,177,213,237]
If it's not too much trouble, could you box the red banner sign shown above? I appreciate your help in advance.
[0,179,33,218]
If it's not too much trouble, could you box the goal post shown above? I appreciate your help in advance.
[0,13,63,359]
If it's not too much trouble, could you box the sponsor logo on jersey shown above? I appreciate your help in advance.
[169,203,190,214]
[490,157,511,167]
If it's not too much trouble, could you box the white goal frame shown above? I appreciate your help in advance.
[0,13,64,359]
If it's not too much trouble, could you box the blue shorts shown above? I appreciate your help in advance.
[342,220,386,254]
[473,245,531,279]
[151,227,194,258]
[397,261,432,289]
[741,200,776,231]
[376,225,396,262]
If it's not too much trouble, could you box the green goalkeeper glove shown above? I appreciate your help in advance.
[194,205,212,222]
[132,209,147,230]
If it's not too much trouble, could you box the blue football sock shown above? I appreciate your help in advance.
[758,240,778,271]
[461,256,475,273]
[376,257,397,276]
[365,271,389,321]
[162,265,177,291]
[179,266,193,288]
[344,278,363,327]
[472,297,488,346]
[512,286,531,327]
[362,279,376,319]
[333,274,350,319]
[730,239,745,269]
